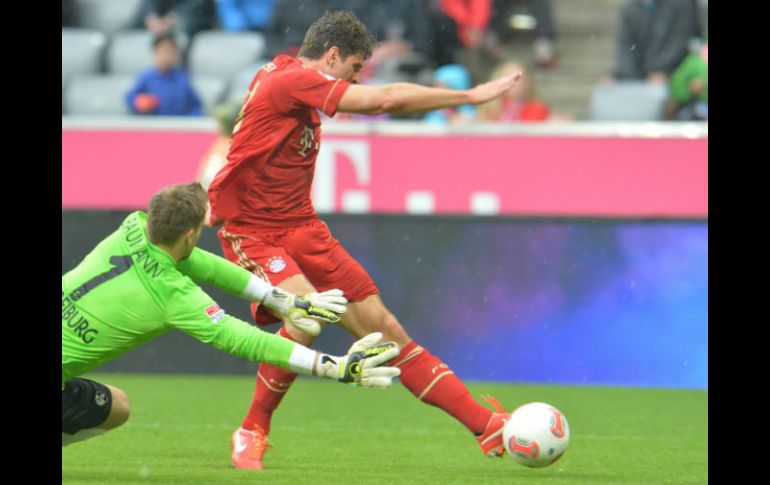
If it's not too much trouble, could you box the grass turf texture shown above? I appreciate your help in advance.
[62,374,707,484]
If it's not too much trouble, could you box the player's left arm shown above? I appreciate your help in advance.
[177,248,346,335]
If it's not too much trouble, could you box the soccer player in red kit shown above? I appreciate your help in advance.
[207,10,523,470]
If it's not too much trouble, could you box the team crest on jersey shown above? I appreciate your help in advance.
[205,304,226,323]
[266,256,287,274]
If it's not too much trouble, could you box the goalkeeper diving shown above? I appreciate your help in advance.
[62,182,400,447]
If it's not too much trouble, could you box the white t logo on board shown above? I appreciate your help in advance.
[312,140,371,213]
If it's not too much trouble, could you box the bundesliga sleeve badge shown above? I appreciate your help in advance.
[205,304,227,323]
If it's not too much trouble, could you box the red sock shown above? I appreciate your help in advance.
[240,326,299,434]
[394,341,492,435]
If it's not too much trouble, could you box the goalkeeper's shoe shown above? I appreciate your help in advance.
[231,427,270,470]
[476,395,509,457]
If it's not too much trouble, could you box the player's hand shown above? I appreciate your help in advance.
[288,289,347,336]
[262,288,347,336]
[315,332,401,388]
[646,72,668,84]
[689,78,706,96]
[134,93,160,113]
[294,289,347,322]
[467,72,522,105]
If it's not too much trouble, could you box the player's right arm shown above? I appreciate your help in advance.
[166,283,399,387]
[336,72,522,116]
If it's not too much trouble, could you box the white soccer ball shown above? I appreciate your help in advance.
[502,402,570,468]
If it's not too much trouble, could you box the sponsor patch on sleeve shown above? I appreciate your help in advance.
[205,304,227,323]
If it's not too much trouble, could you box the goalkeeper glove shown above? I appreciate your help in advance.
[262,288,347,336]
[314,332,401,388]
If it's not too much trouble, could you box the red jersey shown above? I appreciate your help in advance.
[208,55,350,230]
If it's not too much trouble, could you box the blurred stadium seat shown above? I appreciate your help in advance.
[62,29,107,90]
[107,30,190,76]
[191,76,227,115]
[63,75,134,116]
[188,32,266,79]
[226,61,269,102]
[73,0,143,34]
[589,82,669,121]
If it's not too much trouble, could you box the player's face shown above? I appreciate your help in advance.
[331,53,366,84]
[154,41,178,72]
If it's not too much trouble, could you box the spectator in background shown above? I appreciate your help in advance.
[439,0,491,52]
[264,0,350,57]
[216,0,276,32]
[477,60,553,122]
[349,0,434,82]
[488,0,558,68]
[667,40,707,120]
[423,64,477,124]
[266,1,438,80]
[136,0,217,38]
[434,0,504,65]
[125,34,203,116]
[610,0,699,83]
[197,100,242,189]
[422,0,466,67]
[528,0,557,68]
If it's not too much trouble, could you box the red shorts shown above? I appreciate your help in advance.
[217,219,379,326]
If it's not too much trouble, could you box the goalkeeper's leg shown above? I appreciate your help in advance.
[62,379,130,447]
[340,294,507,457]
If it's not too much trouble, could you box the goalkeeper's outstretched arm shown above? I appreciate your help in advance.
[177,247,346,335]
[166,278,399,388]
[207,315,400,388]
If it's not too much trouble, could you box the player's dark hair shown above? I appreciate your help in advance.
[152,32,177,50]
[298,11,375,61]
[147,182,208,245]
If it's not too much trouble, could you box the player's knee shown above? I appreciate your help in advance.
[102,385,131,430]
[379,313,410,346]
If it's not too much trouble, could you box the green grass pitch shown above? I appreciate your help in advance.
[62,373,707,484]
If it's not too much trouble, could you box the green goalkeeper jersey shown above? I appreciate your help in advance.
[61,211,295,386]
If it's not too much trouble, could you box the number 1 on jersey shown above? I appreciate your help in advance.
[69,255,134,302]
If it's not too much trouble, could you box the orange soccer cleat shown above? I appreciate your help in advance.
[476,395,510,457]
[231,426,271,470]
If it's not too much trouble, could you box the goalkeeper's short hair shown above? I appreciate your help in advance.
[147,182,208,245]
